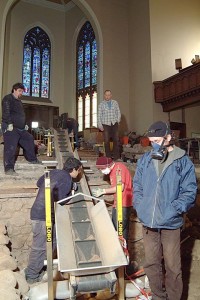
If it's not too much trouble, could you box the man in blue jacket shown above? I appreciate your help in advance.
[133,121,197,300]
[25,156,82,284]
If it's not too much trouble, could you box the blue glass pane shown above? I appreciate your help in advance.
[85,42,90,87]
[32,48,40,97]
[78,46,83,89]
[92,40,97,85]
[22,45,31,96]
[22,26,51,98]
[41,48,50,98]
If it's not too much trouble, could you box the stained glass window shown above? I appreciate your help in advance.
[92,40,97,85]
[76,21,97,130]
[22,26,51,99]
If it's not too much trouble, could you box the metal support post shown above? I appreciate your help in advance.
[116,168,125,300]
[45,170,54,300]
[46,130,54,157]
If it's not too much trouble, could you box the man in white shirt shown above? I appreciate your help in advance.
[97,90,121,160]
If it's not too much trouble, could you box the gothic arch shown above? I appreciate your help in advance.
[0,0,103,103]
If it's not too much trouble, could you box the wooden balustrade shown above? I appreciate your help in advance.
[153,63,200,112]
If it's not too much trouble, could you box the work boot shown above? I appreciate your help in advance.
[24,268,45,285]
[5,169,19,176]
[28,159,42,164]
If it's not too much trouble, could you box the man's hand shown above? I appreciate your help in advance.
[93,188,105,198]
[72,182,78,191]
[7,124,13,131]
[25,125,29,130]
[99,127,104,132]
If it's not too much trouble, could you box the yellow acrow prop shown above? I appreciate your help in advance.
[45,171,51,229]
[116,167,125,300]
[47,132,53,157]
[45,170,54,300]
[116,168,123,237]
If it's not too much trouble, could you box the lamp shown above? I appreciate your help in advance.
[31,121,39,129]
[175,58,182,72]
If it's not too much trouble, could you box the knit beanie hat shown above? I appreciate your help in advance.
[96,156,113,169]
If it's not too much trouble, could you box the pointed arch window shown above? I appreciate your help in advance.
[22,26,51,99]
[76,21,97,131]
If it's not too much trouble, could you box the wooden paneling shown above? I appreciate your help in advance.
[153,63,200,112]
[23,103,59,129]
[170,121,186,139]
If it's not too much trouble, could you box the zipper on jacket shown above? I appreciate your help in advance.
[150,177,159,228]
[150,165,168,228]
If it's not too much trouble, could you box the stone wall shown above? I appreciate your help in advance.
[0,223,29,299]
[0,193,36,270]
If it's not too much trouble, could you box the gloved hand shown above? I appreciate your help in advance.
[72,182,78,191]
[25,124,29,130]
[93,188,105,198]
[7,124,13,131]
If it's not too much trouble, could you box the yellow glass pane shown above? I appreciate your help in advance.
[92,91,97,127]
[85,94,90,128]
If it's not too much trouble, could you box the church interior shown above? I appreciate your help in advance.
[0,0,200,299]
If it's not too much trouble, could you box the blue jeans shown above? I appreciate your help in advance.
[142,227,182,300]
[26,220,56,280]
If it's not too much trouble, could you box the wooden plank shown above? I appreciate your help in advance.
[0,184,37,189]
[0,192,37,198]
[0,188,37,193]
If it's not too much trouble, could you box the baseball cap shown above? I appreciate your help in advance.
[96,156,113,169]
[146,121,171,137]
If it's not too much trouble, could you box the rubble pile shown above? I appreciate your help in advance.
[0,223,29,299]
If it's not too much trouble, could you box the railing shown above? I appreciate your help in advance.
[153,63,200,112]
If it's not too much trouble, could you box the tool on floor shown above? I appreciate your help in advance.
[45,169,54,300]
[45,130,54,157]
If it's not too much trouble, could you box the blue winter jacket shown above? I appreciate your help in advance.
[133,146,197,229]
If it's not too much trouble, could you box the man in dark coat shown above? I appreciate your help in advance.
[1,82,40,175]
[25,156,82,284]
[60,113,79,148]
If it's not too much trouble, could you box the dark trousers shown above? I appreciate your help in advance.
[103,123,120,160]
[3,128,37,171]
[26,220,56,279]
[68,127,79,148]
[112,206,131,241]
[142,227,183,300]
